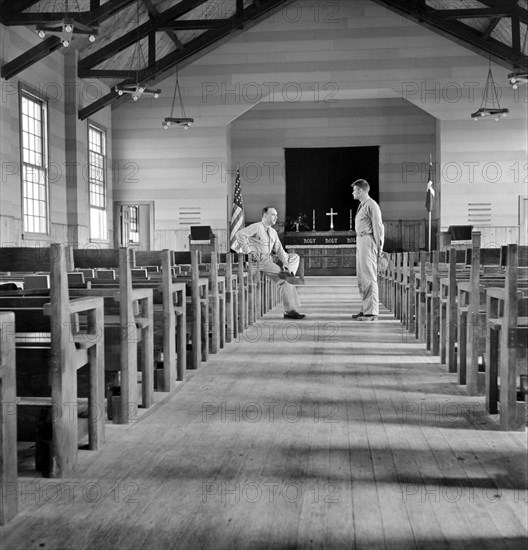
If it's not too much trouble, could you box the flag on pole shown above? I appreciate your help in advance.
[425,157,435,213]
[229,169,245,253]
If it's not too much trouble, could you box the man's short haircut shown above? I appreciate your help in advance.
[352,179,370,191]
[262,206,274,216]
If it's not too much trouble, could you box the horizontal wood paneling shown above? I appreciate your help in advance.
[231,98,436,223]
[107,0,526,248]
[0,25,113,247]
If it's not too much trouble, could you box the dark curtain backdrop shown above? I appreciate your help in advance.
[285,146,379,232]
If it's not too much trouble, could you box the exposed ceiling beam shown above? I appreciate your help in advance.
[157,19,228,30]
[0,0,40,19]
[0,0,136,80]
[0,0,135,25]
[141,0,184,51]
[439,9,512,20]
[477,0,528,24]
[482,17,501,40]
[372,0,527,70]
[1,37,64,80]
[78,0,209,76]
[78,0,293,120]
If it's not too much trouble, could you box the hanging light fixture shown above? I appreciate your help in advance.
[508,9,528,90]
[471,57,509,121]
[162,66,194,130]
[115,1,161,102]
[36,0,97,47]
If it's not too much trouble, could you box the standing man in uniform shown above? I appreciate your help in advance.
[351,179,384,321]
[236,206,305,319]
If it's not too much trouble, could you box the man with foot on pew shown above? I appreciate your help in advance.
[236,206,306,320]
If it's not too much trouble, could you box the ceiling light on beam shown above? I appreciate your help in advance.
[115,1,161,103]
[508,70,528,89]
[162,66,194,130]
[508,1,528,89]
[35,1,97,47]
[116,84,161,102]
[471,58,509,121]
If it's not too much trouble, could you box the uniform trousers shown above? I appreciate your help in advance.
[254,253,301,312]
[356,234,379,316]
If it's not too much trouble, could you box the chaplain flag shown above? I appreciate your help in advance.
[229,169,245,253]
[425,157,435,213]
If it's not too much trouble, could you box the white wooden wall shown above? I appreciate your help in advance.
[110,0,526,250]
[0,25,113,248]
[230,98,436,223]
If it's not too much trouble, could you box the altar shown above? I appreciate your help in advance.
[284,231,356,276]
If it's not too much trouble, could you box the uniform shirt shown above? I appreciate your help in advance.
[355,197,384,250]
[236,221,290,265]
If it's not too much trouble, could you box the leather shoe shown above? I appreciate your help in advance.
[359,314,378,322]
[277,272,303,285]
[284,310,306,320]
[351,311,364,319]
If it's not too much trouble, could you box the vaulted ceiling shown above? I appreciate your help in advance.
[1,0,527,120]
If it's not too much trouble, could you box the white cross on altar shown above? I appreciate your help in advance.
[326,208,338,230]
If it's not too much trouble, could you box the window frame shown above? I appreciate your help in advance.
[19,86,50,236]
[87,120,108,242]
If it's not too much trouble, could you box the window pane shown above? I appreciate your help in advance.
[21,90,48,234]
[89,124,107,239]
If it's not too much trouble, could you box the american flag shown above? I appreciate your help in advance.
[229,169,245,253]
[425,157,435,213]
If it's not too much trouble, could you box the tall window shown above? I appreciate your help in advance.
[129,205,140,243]
[21,90,48,234]
[88,123,107,240]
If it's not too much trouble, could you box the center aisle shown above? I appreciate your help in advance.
[1,277,527,550]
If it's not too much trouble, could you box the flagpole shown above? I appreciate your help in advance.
[426,153,434,252]
[428,210,432,251]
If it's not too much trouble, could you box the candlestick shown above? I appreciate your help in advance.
[349,209,353,232]
[312,209,316,232]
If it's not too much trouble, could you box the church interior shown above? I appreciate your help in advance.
[0,0,527,548]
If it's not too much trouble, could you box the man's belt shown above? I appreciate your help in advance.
[358,231,373,237]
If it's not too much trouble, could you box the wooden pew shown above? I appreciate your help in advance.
[485,244,528,430]
[134,249,187,387]
[0,312,17,524]
[72,248,154,422]
[172,251,209,369]
[197,251,226,353]
[219,253,239,343]
[0,244,105,477]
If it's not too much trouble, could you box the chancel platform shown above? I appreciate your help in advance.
[285,231,356,275]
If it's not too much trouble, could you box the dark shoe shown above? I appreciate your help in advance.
[359,314,378,322]
[278,271,304,285]
[284,310,306,320]
[351,311,364,319]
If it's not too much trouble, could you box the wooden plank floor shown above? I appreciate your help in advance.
[1,277,527,550]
